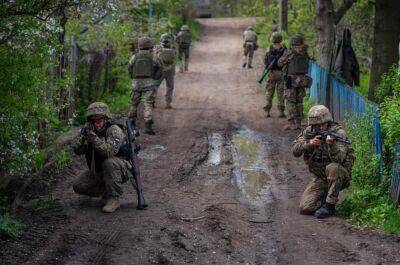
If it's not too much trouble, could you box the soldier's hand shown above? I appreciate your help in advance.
[326,135,334,145]
[85,131,97,142]
[310,136,322,147]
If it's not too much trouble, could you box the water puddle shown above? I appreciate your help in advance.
[139,145,167,160]
[207,133,224,166]
[231,126,274,206]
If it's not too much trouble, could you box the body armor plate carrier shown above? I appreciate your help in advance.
[132,50,154,78]
[287,52,309,75]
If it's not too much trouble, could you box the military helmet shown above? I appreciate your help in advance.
[291,33,304,46]
[270,32,282,44]
[181,25,189,31]
[86,102,112,120]
[247,26,254,31]
[308,105,333,125]
[160,33,172,43]
[138,36,153,50]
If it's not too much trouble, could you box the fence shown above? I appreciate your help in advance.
[307,62,399,204]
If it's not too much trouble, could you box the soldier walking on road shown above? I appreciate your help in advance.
[263,32,286,118]
[242,26,258,69]
[154,33,177,109]
[292,105,354,218]
[128,36,162,135]
[278,33,312,130]
[176,25,192,73]
[72,102,132,213]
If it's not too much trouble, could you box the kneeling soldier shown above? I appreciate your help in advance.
[292,105,354,218]
[73,102,131,213]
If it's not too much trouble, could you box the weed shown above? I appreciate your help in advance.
[0,214,22,238]
[55,146,70,170]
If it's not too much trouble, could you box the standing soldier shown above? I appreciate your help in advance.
[154,33,177,109]
[263,32,286,118]
[128,36,162,135]
[176,25,192,73]
[72,102,131,213]
[278,33,312,130]
[242,26,258,69]
[292,105,353,218]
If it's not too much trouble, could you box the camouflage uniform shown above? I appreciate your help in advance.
[292,105,353,217]
[176,25,191,72]
[243,26,258,68]
[128,37,162,134]
[278,34,312,130]
[154,34,177,108]
[264,32,286,117]
[72,102,131,213]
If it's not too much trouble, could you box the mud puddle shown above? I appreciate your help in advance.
[230,126,276,207]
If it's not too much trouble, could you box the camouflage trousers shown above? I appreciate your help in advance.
[178,47,190,71]
[243,45,254,58]
[299,162,350,214]
[285,86,306,122]
[129,89,155,123]
[154,67,175,104]
[73,157,131,198]
[265,73,285,112]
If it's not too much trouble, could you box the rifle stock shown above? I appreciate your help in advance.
[126,120,148,210]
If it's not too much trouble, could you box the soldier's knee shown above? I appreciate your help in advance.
[102,157,118,170]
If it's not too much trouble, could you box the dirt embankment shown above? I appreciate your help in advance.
[1,18,399,265]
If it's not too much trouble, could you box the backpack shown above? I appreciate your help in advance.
[159,48,175,64]
[179,31,191,45]
[131,50,154,78]
[244,30,257,43]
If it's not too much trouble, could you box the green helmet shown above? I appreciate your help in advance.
[270,32,282,44]
[86,102,112,120]
[291,33,304,46]
[247,26,254,31]
[181,25,189,31]
[308,105,333,125]
[138,36,153,50]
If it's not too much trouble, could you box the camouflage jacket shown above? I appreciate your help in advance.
[292,123,352,178]
[73,123,127,170]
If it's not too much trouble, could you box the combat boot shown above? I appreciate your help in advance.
[263,106,271,117]
[242,56,247,68]
[247,57,253,69]
[314,203,335,218]
[102,197,120,213]
[278,110,286,118]
[144,120,155,135]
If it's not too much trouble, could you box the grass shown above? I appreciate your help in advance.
[32,196,59,212]
[0,214,22,238]
[354,71,371,98]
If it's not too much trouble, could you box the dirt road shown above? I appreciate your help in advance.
[2,18,400,265]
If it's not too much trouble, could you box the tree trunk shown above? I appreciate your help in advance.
[279,0,288,32]
[369,0,400,101]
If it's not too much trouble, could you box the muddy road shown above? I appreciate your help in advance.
[2,18,400,265]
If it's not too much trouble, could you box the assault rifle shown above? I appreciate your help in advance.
[305,130,352,144]
[126,120,148,210]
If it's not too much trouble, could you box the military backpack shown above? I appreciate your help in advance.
[159,48,175,65]
[131,50,154,79]
[244,30,257,43]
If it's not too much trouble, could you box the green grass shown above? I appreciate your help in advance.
[55,146,71,170]
[354,71,370,97]
[32,196,59,212]
[0,214,22,238]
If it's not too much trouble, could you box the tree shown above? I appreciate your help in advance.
[368,0,400,101]
[316,0,357,70]
[279,0,288,32]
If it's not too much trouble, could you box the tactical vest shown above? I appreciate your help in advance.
[287,51,309,75]
[179,31,191,45]
[244,30,257,43]
[159,48,175,64]
[267,45,286,70]
[131,50,154,79]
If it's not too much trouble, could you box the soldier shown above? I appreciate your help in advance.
[278,33,312,130]
[128,36,162,135]
[263,32,286,118]
[242,26,258,69]
[72,102,131,213]
[175,25,191,73]
[292,105,353,218]
[154,33,177,109]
